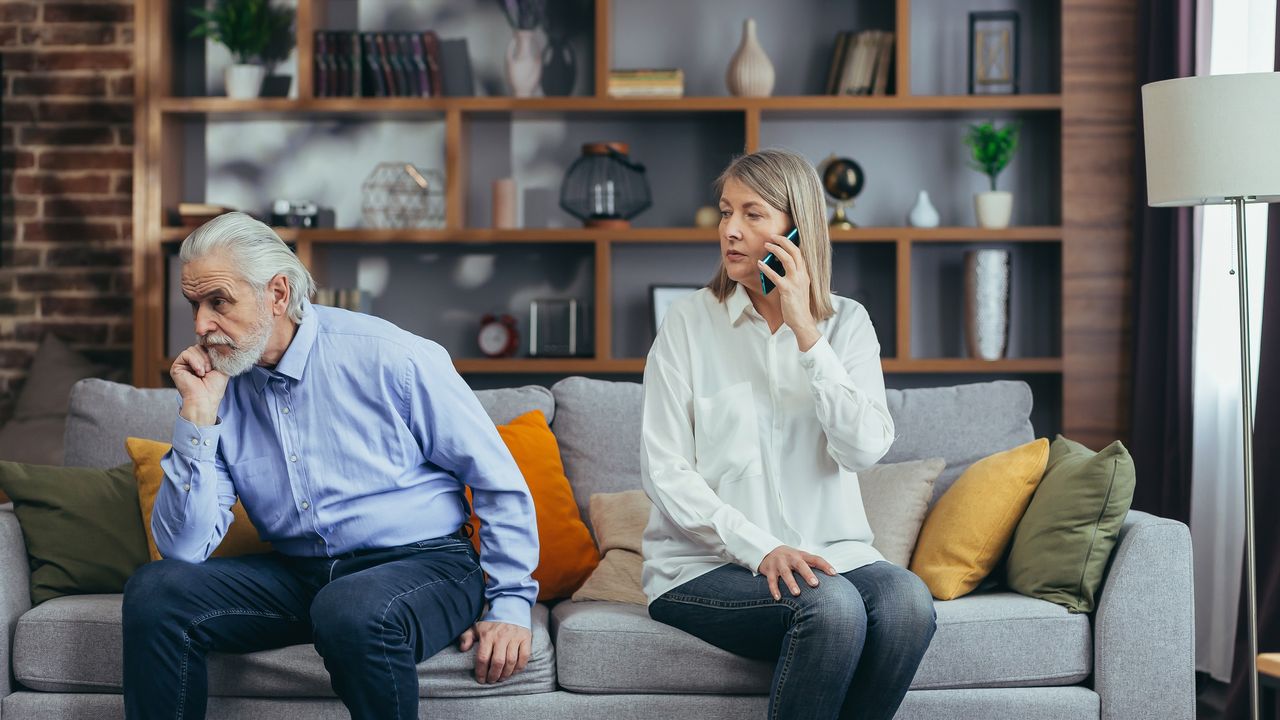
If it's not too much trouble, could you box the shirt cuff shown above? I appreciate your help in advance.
[170,415,222,463]
[483,595,532,629]
[797,334,846,381]
[731,523,787,576]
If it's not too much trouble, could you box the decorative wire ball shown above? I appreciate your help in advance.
[361,163,445,229]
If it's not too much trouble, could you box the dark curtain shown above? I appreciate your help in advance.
[1224,12,1280,718]
[1128,0,1198,525]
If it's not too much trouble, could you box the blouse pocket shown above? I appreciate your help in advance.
[692,381,764,488]
[226,455,291,533]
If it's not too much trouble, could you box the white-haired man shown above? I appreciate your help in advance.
[121,212,539,720]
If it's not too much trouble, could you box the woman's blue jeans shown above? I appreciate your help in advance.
[649,560,936,720]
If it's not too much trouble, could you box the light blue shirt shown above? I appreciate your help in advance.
[155,299,540,627]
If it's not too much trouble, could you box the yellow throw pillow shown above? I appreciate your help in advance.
[909,438,1049,600]
[125,437,272,562]
[465,410,600,601]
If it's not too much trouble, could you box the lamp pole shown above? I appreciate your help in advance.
[1232,195,1260,720]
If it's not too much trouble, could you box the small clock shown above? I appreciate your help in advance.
[477,313,519,358]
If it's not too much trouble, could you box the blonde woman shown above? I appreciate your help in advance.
[641,149,935,719]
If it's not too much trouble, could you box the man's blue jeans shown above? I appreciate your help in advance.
[649,560,936,720]
[121,532,484,720]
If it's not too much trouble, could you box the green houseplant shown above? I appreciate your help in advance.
[963,121,1020,228]
[189,0,294,99]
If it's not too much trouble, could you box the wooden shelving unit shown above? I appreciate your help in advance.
[132,0,1067,406]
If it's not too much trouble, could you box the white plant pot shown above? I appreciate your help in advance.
[974,191,1013,229]
[225,64,265,99]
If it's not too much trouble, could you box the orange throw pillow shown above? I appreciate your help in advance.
[465,410,599,601]
[125,437,272,562]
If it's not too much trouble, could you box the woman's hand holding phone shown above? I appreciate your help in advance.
[757,230,821,350]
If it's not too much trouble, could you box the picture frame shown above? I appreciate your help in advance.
[968,11,1020,95]
[649,285,702,338]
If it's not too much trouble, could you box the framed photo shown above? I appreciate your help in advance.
[649,285,702,338]
[968,11,1020,95]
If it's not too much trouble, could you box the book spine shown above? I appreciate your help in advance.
[313,32,327,97]
[363,33,385,97]
[422,31,444,98]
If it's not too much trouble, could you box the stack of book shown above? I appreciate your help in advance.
[825,30,895,96]
[606,69,684,99]
[314,288,369,313]
[314,31,473,98]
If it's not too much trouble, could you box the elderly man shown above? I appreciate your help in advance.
[121,212,539,720]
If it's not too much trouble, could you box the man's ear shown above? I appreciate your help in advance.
[267,274,291,317]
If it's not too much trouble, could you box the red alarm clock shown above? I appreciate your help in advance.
[477,313,519,358]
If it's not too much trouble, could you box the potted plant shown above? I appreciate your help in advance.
[964,121,1020,229]
[190,0,294,100]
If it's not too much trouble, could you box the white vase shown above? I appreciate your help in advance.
[224,63,265,99]
[964,249,1011,361]
[974,190,1013,229]
[505,29,543,98]
[726,18,775,97]
[907,190,940,228]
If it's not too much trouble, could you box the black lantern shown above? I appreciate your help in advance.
[559,142,652,228]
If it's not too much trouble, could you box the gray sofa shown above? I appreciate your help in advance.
[0,377,1194,719]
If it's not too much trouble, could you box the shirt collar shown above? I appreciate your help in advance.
[249,298,316,393]
[726,282,755,326]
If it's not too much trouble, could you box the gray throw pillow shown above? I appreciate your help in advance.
[859,458,947,567]
[0,336,114,469]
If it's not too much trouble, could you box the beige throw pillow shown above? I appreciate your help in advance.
[571,490,651,604]
[859,458,946,567]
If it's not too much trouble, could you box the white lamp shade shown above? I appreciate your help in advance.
[1141,72,1280,207]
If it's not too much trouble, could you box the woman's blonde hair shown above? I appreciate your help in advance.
[707,148,834,320]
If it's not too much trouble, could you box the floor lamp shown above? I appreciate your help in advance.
[1142,71,1280,720]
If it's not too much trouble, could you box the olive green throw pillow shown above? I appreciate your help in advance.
[1007,435,1135,613]
[0,461,150,605]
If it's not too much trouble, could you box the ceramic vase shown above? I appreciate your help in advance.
[974,190,1013,228]
[225,64,265,99]
[726,18,775,97]
[506,29,542,98]
[541,36,576,96]
[964,249,1011,360]
[907,190,940,227]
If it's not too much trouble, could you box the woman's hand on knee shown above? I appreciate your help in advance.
[758,546,837,601]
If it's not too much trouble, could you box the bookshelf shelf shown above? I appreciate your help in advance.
[155,94,1063,117]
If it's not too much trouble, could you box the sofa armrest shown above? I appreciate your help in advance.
[1093,509,1194,720]
[0,507,32,701]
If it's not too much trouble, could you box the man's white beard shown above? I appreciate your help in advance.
[200,301,274,376]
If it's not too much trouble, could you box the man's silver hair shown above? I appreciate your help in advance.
[179,212,315,323]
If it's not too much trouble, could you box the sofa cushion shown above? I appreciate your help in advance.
[881,380,1035,503]
[13,595,557,697]
[549,378,1035,529]
[64,378,555,469]
[550,592,1089,694]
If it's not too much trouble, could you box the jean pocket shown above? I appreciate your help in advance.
[406,535,474,553]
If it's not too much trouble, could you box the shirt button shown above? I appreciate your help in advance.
[183,483,191,492]
[189,438,199,446]
[290,454,298,463]
[282,407,290,414]
[301,501,310,510]
[203,439,211,447]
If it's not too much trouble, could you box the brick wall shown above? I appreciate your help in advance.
[0,1,135,411]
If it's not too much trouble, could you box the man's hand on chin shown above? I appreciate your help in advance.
[457,620,532,684]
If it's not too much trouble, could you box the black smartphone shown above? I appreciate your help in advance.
[760,226,800,295]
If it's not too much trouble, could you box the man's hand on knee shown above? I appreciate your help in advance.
[457,620,532,684]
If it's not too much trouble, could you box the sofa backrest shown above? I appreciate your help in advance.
[550,377,1036,526]
[64,378,555,469]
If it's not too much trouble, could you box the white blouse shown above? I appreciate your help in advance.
[640,284,897,603]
